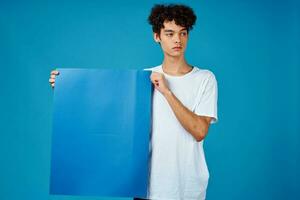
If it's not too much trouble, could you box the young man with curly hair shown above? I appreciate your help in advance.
[140,4,218,200]
[50,3,218,200]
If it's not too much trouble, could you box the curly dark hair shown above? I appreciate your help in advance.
[148,4,197,35]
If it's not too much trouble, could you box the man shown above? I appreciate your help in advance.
[49,4,218,200]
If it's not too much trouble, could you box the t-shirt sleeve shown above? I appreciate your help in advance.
[194,73,218,124]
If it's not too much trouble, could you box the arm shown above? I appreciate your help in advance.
[150,72,213,142]
[164,90,212,141]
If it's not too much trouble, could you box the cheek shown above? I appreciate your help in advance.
[159,42,168,51]
[160,40,173,51]
[181,37,187,43]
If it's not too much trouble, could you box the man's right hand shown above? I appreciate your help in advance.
[49,70,59,88]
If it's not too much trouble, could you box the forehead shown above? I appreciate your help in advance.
[162,20,187,31]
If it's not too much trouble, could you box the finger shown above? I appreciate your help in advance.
[153,72,163,77]
[51,70,59,75]
[51,69,59,75]
[150,75,157,82]
[151,71,160,78]
[153,74,162,80]
[151,80,159,86]
[49,78,55,83]
[151,72,159,77]
[150,76,159,83]
[157,74,163,79]
[150,73,155,80]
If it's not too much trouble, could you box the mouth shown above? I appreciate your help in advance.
[172,47,182,50]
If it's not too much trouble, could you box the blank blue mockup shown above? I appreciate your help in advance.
[50,69,152,198]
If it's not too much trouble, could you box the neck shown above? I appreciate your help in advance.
[162,54,191,75]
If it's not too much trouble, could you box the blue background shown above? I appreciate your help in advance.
[0,0,299,200]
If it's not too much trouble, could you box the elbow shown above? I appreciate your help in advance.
[192,116,211,142]
[193,126,208,142]
[195,132,206,142]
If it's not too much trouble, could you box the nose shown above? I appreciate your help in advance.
[173,33,181,44]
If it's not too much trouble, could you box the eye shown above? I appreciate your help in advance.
[166,33,173,37]
[180,32,187,36]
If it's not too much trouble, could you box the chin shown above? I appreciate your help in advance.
[171,52,183,57]
[164,50,184,57]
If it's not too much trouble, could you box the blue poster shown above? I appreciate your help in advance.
[50,68,153,198]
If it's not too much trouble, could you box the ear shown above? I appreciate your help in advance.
[153,32,161,43]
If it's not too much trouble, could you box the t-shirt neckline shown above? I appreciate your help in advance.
[159,64,196,78]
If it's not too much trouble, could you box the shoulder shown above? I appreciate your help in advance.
[193,66,217,81]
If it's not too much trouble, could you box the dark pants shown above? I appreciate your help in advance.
[133,198,149,200]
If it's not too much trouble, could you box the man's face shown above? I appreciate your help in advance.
[154,20,189,57]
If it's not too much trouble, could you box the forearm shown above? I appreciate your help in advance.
[163,90,209,142]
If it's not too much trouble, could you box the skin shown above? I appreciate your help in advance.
[150,20,213,142]
[49,70,59,88]
[49,20,213,142]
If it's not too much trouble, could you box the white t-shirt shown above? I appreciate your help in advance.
[144,64,218,200]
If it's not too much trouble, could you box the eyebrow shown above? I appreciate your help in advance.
[163,28,187,33]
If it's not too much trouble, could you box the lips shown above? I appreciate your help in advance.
[172,47,182,50]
